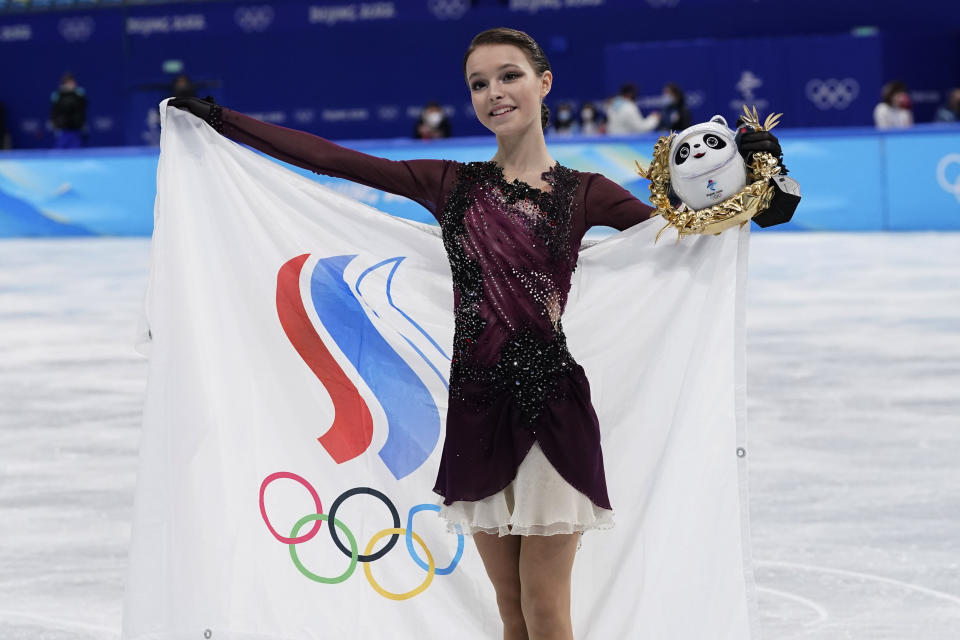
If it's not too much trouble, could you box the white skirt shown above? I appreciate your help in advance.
[437,441,616,538]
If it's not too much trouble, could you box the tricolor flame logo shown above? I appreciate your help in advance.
[276,254,449,480]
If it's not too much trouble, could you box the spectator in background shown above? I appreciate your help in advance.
[579,101,604,135]
[548,101,578,136]
[414,101,451,139]
[658,83,691,132]
[934,88,960,123]
[171,74,197,100]
[605,83,659,135]
[49,72,87,148]
[873,81,913,129]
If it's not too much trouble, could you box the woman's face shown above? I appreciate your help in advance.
[465,44,551,135]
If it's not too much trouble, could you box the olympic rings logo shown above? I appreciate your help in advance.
[936,154,960,205]
[428,0,470,20]
[805,78,860,110]
[58,16,95,42]
[259,471,465,600]
[234,5,274,33]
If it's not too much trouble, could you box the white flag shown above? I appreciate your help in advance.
[123,100,761,639]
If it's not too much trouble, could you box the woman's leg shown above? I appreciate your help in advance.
[518,532,582,640]
[474,531,528,640]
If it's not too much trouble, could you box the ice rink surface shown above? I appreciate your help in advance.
[1,233,958,639]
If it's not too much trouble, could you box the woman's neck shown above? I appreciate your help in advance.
[490,126,554,174]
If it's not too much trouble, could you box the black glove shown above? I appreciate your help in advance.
[735,128,781,160]
[734,118,799,226]
[167,95,223,132]
[736,127,788,174]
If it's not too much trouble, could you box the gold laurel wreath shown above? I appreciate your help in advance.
[636,105,784,242]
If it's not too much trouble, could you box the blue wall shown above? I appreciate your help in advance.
[1,122,958,237]
[1,0,958,148]
[606,34,893,129]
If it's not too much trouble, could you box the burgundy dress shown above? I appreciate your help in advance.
[209,106,654,513]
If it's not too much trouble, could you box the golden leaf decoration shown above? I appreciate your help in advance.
[635,107,787,242]
[635,159,650,180]
[739,104,782,132]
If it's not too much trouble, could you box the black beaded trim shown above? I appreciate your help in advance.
[438,160,582,427]
[207,103,224,134]
[439,162,489,363]
[483,160,579,268]
[452,326,576,427]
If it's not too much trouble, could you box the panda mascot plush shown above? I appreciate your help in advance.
[660,112,801,230]
[669,115,747,211]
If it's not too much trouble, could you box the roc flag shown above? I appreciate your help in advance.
[123,100,761,639]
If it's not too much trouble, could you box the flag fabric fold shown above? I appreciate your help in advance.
[123,100,760,639]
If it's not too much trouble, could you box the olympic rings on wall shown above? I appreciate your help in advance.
[805,78,860,110]
[259,473,465,600]
[936,153,960,205]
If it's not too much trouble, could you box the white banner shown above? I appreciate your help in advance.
[123,100,760,639]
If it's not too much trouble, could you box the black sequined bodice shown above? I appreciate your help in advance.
[439,160,582,426]
[203,104,655,510]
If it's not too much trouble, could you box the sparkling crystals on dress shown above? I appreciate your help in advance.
[438,159,582,427]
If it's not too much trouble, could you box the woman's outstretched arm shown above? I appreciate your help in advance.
[173,98,452,219]
[583,173,656,231]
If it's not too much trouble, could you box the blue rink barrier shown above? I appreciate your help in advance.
[0,124,958,237]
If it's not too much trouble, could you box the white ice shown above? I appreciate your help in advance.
[0,233,958,639]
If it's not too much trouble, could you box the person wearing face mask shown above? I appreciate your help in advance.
[48,72,88,149]
[414,101,451,139]
[168,26,786,639]
[873,81,913,129]
[548,101,578,136]
[578,101,604,135]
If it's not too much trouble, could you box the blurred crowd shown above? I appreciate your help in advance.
[1,72,959,150]
[414,81,692,141]
[873,80,960,129]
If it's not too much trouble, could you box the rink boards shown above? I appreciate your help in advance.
[0,124,958,236]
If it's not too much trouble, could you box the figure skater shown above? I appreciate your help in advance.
[170,27,783,640]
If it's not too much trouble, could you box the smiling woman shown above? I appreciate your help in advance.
[462,30,555,193]
[166,23,786,640]
[168,28,656,640]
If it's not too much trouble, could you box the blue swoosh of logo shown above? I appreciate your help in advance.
[309,255,441,480]
[354,257,450,390]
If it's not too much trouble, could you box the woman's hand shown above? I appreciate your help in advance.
[735,128,787,174]
[735,129,781,162]
[168,96,217,121]
[168,96,222,133]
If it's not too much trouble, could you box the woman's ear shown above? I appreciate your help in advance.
[540,71,553,100]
